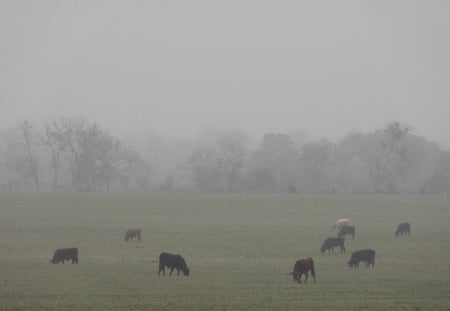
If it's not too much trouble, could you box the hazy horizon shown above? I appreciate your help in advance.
[1,1,449,148]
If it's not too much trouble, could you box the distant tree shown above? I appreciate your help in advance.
[0,121,42,191]
[352,121,412,193]
[189,129,246,192]
[247,133,299,192]
[18,120,41,191]
[42,120,70,191]
[43,117,123,192]
[216,130,246,192]
[299,139,334,192]
[117,145,150,192]
[189,145,221,192]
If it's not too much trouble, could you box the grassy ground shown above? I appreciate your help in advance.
[0,193,449,310]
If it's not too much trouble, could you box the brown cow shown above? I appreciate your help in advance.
[124,229,142,242]
[290,257,316,284]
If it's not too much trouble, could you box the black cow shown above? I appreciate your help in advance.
[395,222,411,237]
[49,247,78,264]
[125,229,142,242]
[338,225,355,240]
[347,249,375,268]
[158,252,190,276]
[290,257,316,284]
[321,237,345,254]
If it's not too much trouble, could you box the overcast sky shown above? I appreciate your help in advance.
[1,1,449,147]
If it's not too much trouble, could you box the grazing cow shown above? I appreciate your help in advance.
[158,252,190,276]
[290,257,316,284]
[395,222,411,237]
[338,225,355,240]
[332,218,351,230]
[124,229,142,242]
[347,249,375,268]
[49,247,78,264]
[321,237,346,254]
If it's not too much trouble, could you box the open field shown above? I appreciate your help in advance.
[1,193,450,310]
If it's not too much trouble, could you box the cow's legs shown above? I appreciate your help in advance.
[169,268,174,276]
[304,272,309,284]
[158,267,165,276]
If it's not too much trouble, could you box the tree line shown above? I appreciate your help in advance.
[1,117,449,194]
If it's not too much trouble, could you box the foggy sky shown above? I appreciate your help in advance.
[1,1,449,147]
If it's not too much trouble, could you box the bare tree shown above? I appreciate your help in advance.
[352,121,412,193]
[42,120,70,191]
[18,120,41,191]
[189,129,246,192]
[216,130,246,192]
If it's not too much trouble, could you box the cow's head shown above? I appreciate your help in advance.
[347,261,354,268]
[183,267,190,276]
[320,246,326,254]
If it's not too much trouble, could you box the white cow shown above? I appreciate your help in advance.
[332,218,351,230]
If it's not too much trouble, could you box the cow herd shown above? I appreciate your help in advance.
[304,219,412,282]
[49,218,411,285]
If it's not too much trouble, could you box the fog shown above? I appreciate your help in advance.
[1,1,450,146]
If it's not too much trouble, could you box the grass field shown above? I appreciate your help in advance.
[1,193,450,310]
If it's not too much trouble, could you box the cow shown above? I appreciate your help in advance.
[395,222,411,237]
[332,218,351,230]
[347,249,375,268]
[321,237,345,254]
[158,252,190,276]
[338,225,355,240]
[290,257,316,284]
[124,229,142,242]
[49,247,78,264]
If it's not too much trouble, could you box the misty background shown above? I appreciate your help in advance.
[1,1,449,193]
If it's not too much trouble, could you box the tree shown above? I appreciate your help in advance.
[299,139,334,192]
[247,133,299,192]
[44,117,123,192]
[189,129,246,192]
[352,121,412,193]
[42,120,70,191]
[216,130,246,192]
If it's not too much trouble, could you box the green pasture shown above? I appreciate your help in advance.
[0,193,449,310]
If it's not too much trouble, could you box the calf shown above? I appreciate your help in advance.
[321,237,345,254]
[338,225,355,240]
[49,247,78,264]
[395,222,410,237]
[124,229,142,242]
[347,249,375,268]
[290,257,316,284]
[158,252,190,276]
